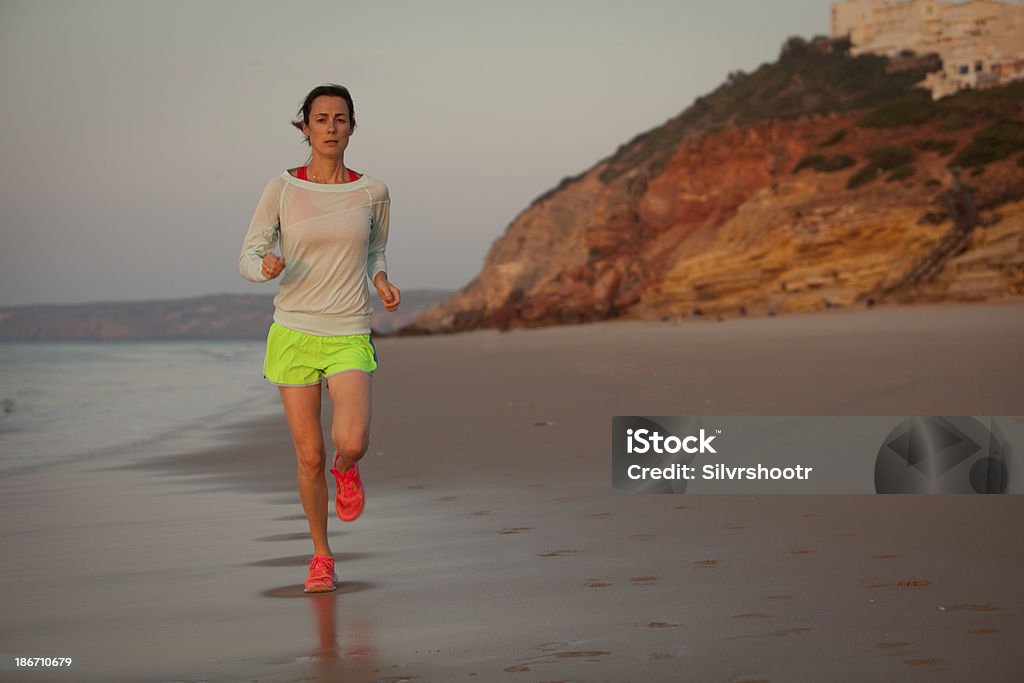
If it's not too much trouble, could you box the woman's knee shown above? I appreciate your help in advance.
[293,440,326,478]
[332,431,369,462]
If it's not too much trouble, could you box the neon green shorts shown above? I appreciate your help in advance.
[263,322,378,387]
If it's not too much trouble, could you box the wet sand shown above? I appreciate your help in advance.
[2,301,1023,682]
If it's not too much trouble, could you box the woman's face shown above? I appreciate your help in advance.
[302,96,353,158]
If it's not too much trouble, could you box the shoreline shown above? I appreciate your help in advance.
[396,294,1024,337]
[1,302,1022,681]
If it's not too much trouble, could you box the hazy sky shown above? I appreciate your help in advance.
[0,0,832,307]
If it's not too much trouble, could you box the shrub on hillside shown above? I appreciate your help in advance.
[887,164,916,181]
[916,139,956,155]
[819,155,856,171]
[950,120,1024,167]
[938,112,973,131]
[847,164,879,189]
[868,145,915,169]
[846,145,914,189]
[858,96,936,128]
[818,129,847,147]
[794,154,826,173]
[794,154,856,173]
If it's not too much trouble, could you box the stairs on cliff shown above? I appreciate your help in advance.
[881,182,981,296]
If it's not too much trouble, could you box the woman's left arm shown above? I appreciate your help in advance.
[368,184,400,312]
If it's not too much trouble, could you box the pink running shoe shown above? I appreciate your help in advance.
[330,452,366,522]
[304,554,338,593]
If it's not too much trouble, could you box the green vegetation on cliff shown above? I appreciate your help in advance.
[593,36,1024,186]
[916,138,956,155]
[847,145,916,189]
[598,35,934,183]
[951,120,1024,168]
[857,96,935,127]
[527,36,1024,211]
[856,82,1024,132]
[794,153,856,173]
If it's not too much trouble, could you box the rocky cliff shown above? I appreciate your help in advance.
[411,40,1024,334]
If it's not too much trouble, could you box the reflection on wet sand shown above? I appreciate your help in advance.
[304,591,378,680]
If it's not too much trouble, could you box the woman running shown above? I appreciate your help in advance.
[238,84,400,593]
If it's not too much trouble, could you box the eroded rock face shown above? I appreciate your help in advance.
[413,113,1024,333]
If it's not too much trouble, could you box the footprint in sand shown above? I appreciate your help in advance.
[646,621,680,629]
[554,496,576,502]
[470,510,492,516]
[527,482,544,488]
[499,527,531,535]
[438,496,458,502]
[588,582,612,588]
[902,658,950,671]
[873,553,898,559]
[723,523,747,530]
[630,576,657,585]
[789,548,816,555]
[553,651,611,659]
[629,533,656,541]
[590,512,611,519]
[649,652,674,661]
[836,532,859,538]
[503,665,530,673]
[874,641,912,650]
[673,504,688,510]
[765,595,793,602]
[694,559,719,567]
[538,549,578,557]
[774,627,811,636]
[799,512,819,518]
[733,613,770,620]
[939,604,996,612]
[863,579,931,589]
[966,627,1001,634]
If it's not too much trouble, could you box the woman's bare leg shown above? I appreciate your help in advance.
[326,371,372,471]
[278,384,331,557]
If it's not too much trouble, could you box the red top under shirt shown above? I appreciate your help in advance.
[295,166,361,182]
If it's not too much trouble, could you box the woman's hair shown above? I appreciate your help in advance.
[291,84,356,145]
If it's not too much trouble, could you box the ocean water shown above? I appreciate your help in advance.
[0,340,280,476]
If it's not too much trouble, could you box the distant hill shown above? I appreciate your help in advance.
[0,290,452,341]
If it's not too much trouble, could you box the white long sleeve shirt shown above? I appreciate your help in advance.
[238,171,390,336]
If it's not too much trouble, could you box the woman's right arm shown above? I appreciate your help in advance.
[238,178,283,283]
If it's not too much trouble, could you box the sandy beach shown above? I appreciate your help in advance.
[2,301,1023,682]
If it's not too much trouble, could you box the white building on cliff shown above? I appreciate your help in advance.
[830,0,1024,98]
